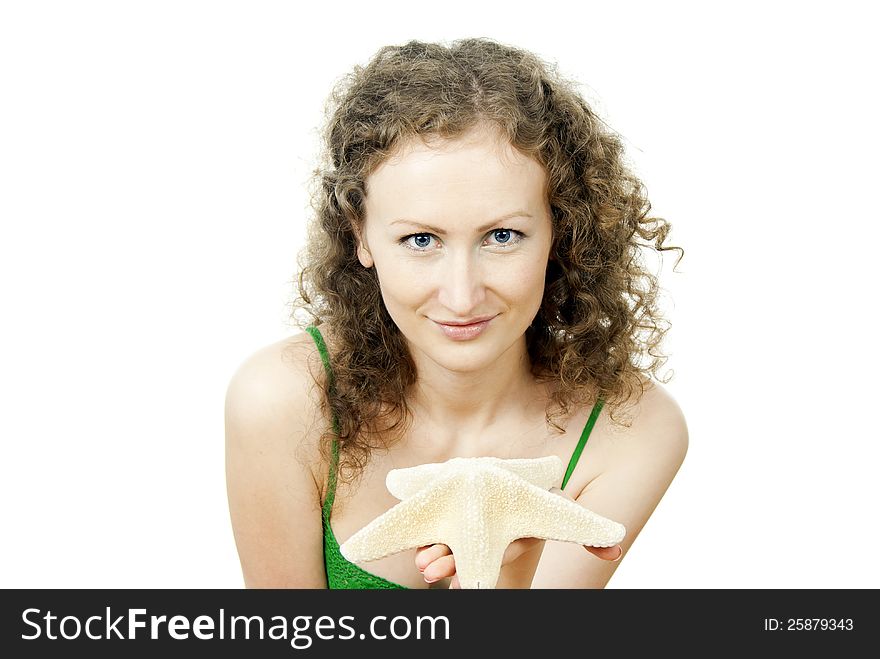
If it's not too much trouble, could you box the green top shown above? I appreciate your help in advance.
[304,324,605,589]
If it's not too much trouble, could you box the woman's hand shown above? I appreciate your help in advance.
[413,486,624,588]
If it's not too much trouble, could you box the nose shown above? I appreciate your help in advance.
[436,249,487,315]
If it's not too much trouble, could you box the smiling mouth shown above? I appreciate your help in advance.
[433,315,497,326]
[432,315,496,341]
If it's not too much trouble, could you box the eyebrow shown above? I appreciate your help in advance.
[389,211,533,235]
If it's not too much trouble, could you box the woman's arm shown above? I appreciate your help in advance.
[530,381,689,588]
[224,337,328,588]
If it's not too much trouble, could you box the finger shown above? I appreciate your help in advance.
[415,544,451,572]
[423,554,456,583]
[585,544,623,562]
[449,574,461,589]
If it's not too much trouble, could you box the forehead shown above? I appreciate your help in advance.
[365,126,547,212]
[382,123,527,169]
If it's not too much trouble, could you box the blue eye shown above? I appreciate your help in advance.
[399,229,525,252]
[406,234,435,250]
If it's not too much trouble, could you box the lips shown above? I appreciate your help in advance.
[433,315,495,340]
[434,315,497,326]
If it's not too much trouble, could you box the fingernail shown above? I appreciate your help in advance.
[612,546,623,562]
[424,575,439,584]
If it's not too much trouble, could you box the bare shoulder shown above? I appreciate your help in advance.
[611,379,689,457]
[595,378,689,497]
[224,331,329,477]
[224,329,332,588]
[531,378,688,588]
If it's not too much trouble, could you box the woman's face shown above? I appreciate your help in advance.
[356,124,554,373]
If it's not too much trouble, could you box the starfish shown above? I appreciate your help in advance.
[338,455,626,589]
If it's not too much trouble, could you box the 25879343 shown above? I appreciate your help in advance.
[764,618,854,631]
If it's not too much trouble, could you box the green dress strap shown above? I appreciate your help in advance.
[305,324,408,589]
[560,397,605,491]
[304,325,340,517]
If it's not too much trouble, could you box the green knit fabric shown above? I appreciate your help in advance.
[304,324,603,589]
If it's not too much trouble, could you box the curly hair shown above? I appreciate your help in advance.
[288,37,684,486]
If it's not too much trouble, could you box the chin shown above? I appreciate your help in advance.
[429,354,492,374]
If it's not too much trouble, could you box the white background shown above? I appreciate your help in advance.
[1,0,876,589]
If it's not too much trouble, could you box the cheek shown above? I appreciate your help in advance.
[507,260,548,300]
[373,259,423,307]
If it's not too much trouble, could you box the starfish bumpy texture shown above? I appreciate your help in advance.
[338,455,626,589]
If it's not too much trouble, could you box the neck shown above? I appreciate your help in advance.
[405,337,546,446]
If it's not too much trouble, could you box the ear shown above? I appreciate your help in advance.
[354,223,374,268]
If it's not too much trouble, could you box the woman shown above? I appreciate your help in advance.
[225,37,688,589]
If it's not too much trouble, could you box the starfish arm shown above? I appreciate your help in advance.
[338,482,454,562]
[492,455,565,489]
[447,532,509,590]
[385,462,447,500]
[502,480,626,547]
[442,479,527,590]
